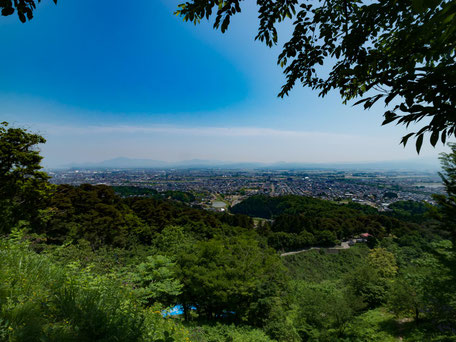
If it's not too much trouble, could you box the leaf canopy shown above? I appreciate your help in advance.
[0,0,57,23]
[176,0,456,152]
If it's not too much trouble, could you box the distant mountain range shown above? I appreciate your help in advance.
[56,156,442,172]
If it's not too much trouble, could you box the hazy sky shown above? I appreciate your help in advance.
[1,0,450,167]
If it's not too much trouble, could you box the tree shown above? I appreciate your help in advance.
[175,234,289,326]
[345,263,388,308]
[388,242,455,325]
[0,0,56,23]
[291,281,364,340]
[128,255,183,307]
[388,274,424,322]
[427,145,456,328]
[43,184,145,247]
[367,247,398,279]
[176,0,456,152]
[0,122,51,233]
[433,143,456,240]
[345,248,398,309]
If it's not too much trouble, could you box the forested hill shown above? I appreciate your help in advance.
[112,186,197,204]
[2,180,454,341]
[231,195,438,251]
[38,184,254,248]
[36,185,438,253]
[231,194,430,220]
[231,194,376,219]
[37,187,436,253]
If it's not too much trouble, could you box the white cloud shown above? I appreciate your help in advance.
[29,122,449,167]
[36,123,358,140]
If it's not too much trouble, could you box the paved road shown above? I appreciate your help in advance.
[280,240,351,257]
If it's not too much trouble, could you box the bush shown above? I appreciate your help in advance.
[0,231,190,342]
[187,323,275,342]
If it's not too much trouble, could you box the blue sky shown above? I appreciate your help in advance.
[1,0,449,167]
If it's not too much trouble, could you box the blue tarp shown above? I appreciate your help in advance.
[162,305,196,317]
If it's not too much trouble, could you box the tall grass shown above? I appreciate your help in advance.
[0,231,280,341]
[0,231,187,342]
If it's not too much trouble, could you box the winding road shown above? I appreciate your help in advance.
[280,241,351,257]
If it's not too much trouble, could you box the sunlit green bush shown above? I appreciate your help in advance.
[187,323,275,342]
[0,230,190,342]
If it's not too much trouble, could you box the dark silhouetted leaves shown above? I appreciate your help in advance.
[416,134,424,154]
[1,7,14,16]
[0,0,56,23]
[176,0,456,151]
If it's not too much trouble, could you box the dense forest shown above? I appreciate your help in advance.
[1,123,456,341]
[231,195,440,251]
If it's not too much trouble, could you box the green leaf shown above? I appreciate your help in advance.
[385,93,397,106]
[441,130,447,144]
[382,111,398,126]
[443,12,455,24]
[400,133,415,146]
[430,131,439,147]
[1,7,14,16]
[412,0,426,13]
[18,11,26,23]
[416,134,424,154]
